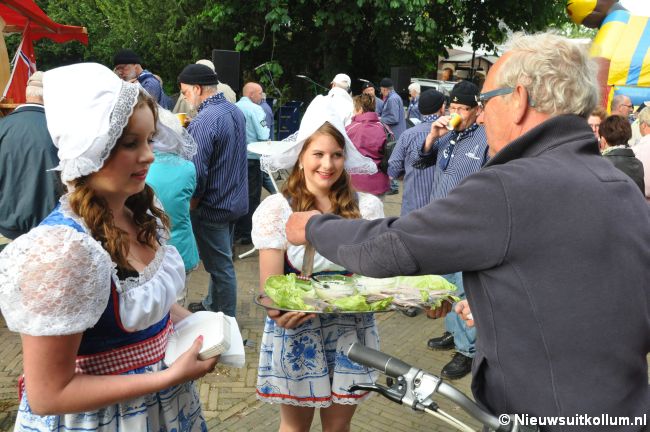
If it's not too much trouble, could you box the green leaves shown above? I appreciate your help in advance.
[29,0,572,101]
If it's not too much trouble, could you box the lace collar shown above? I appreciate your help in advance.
[58,194,169,292]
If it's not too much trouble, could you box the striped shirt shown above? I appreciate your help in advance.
[415,124,489,201]
[387,114,439,215]
[188,93,249,223]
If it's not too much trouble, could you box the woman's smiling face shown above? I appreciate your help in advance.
[299,132,345,195]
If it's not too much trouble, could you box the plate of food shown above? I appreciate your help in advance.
[254,273,459,314]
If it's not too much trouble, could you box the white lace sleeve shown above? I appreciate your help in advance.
[0,225,113,336]
[358,192,385,220]
[252,194,292,250]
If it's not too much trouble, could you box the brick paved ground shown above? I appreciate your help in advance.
[1,189,648,432]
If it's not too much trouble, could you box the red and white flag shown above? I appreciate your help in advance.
[3,26,37,104]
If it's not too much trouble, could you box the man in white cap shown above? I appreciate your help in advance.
[0,71,62,245]
[327,73,353,125]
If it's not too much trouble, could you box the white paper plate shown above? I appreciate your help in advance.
[164,311,231,365]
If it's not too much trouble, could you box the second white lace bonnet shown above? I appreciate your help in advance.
[43,62,141,183]
[152,108,198,161]
[259,95,377,175]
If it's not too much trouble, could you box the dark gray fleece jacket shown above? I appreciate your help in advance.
[306,114,650,431]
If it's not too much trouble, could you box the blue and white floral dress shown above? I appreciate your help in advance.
[251,192,384,407]
[0,196,207,431]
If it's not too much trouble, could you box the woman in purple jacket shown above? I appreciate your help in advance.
[345,94,390,196]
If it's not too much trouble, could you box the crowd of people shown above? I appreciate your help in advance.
[0,29,648,432]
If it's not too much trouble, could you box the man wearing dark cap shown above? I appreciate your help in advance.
[178,63,248,318]
[379,77,406,139]
[411,79,489,380]
[379,77,407,195]
[113,48,173,109]
[387,89,446,216]
[362,81,383,115]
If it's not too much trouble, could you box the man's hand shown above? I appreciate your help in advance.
[455,299,475,327]
[286,210,321,245]
[422,116,451,152]
[427,298,453,319]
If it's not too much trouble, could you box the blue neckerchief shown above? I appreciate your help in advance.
[439,123,479,171]
[421,114,439,123]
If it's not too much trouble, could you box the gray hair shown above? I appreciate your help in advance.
[26,84,43,100]
[200,84,220,94]
[611,94,631,112]
[638,107,650,126]
[496,32,599,118]
[408,83,420,94]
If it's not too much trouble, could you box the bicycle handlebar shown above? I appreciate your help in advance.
[347,342,412,377]
[346,343,536,432]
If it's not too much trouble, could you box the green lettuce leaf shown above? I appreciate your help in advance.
[264,274,316,311]
[331,295,371,311]
[369,297,393,311]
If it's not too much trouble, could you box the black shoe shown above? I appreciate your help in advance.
[401,307,420,317]
[386,189,399,195]
[427,331,454,350]
[441,352,473,380]
[188,302,207,313]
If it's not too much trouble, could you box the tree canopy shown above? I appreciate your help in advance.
[24,0,571,101]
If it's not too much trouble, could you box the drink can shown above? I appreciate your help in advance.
[447,113,462,131]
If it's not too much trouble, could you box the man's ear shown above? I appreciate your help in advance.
[512,84,529,124]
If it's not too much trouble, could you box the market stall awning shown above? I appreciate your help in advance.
[0,0,88,105]
[0,0,87,44]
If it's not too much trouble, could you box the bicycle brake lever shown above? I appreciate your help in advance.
[348,383,405,404]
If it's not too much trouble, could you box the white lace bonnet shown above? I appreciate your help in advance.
[259,95,377,175]
[43,63,141,183]
[152,108,198,160]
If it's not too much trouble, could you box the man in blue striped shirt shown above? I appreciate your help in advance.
[414,81,489,380]
[388,89,445,216]
[179,63,248,317]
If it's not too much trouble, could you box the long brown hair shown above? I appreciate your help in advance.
[68,92,170,269]
[282,122,361,219]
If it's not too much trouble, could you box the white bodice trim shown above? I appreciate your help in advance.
[116,245,185,331]
[252,192,384,273]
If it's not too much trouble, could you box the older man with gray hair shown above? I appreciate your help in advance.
[179,63,248,317]
[406,82,422,122]
[611,94,634,120]
[0,71,62,244]
[633,106,650,200]
[286,32,649,430]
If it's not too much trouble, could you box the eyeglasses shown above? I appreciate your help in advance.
[448,105,473,113]
[478,87,536,109]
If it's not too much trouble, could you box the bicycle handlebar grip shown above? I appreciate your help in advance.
[347,343,412,377]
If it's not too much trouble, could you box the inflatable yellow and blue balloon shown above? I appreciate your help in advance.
[568,0,650,108]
